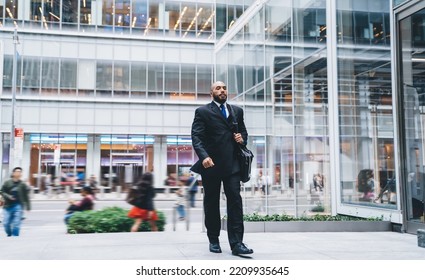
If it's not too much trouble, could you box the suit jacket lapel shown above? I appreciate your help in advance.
[209,101,231,127]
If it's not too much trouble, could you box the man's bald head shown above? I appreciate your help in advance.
[210,81,227,104]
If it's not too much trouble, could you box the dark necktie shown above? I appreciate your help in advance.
[220,104,227,118]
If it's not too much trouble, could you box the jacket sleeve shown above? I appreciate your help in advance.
[22,183,31,211]
[191,108,209,161]
[0,181,13,201]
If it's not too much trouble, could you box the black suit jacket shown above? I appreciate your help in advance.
[191,102,248,178]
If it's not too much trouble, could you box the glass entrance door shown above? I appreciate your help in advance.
[110,153,144,190]
[398,5,425,233]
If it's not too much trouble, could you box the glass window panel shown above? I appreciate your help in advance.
[131,0,148,34]
[164,63,179,99]
[337,0,394,208]
[337,10,354,44]
[147,62,163,99]
[181,64,195,96]
[102,0,114,27]
[22,57,41,95]
[266,0,291,42]
[115,0,130,27]
[370,12,384,45]
[31,0,43,22]
[196,3,214,39]
[43,0,60,24]
[146,0,161,36]
[1,55,22,95]
[113,61,130,97]
[79,0,96,32]
[130,62,147,98]
[3,56,13,89]
[294,0,326,44]
[60,60,77,89]
[60,60,77,96]
[6,0,18,18]
[215,3,226,38]
[0,2,4,26]
[400,8,425,224]
[78,59,95,96]
[196,64,212,100]
[244,44,264,95]
[354,12,370,44]
[61,0,77,23]
[180,3,197,39]
[96,61,112,97]
[41,59,59,94]
[165,2,179,36]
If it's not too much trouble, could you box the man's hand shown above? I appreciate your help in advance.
[202,157,215,168]
[233,133,244,144]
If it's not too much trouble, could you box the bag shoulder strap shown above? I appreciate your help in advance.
[228,104,239,133]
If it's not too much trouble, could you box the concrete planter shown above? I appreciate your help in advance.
[221,219,392,232]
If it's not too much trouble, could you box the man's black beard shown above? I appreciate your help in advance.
[213,94,226,104]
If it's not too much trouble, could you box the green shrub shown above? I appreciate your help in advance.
[68,207,166,234]
[311,204,325,212]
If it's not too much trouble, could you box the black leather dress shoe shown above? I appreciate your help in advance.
[209,243,222,253]
[232,243,253,255]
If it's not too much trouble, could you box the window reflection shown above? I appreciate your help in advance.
[0,1,246,39]
[266,0,291,42]
[132,0,148,33]
[113,61,130,97]
[62,0,78,26]
[31,0,42,22]
[102,0,114,27]
[130,62,147,98]
[5,0,18,26]
[79,0,92,25]
[44,0,61,25]
[336,0,394,208]
[400,8,425,225]
[96,61,113,97]
[147,0,160,35]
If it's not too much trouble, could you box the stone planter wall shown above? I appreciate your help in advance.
[221,220,392,232]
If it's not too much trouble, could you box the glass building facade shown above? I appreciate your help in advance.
[0,0,424,232]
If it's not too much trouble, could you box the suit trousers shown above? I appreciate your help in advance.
[202,172,244,249]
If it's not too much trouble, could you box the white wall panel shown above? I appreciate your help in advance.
[112,108,130,126]
[79,42,96,59]
[39,106,59,125]
[147,42,164,62]
[130,44,148,61]
[20,106,39,124]
[42,40,60,57]
[58,108,77,124]
[78,60,96,89]
[2,37,13,55]
[146,106,164,126]
[77,108,95,125]
[95,107,113,125]
[196,48,213,64]
[114,44,131,61]
[96,42,114,60]
[163,47,180,63]
[163,110,180,126]
[129,108,147,126]
[23,40,42,56]
[61,41,79,59]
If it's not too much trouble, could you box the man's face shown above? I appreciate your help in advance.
[210,82,227,104]
[12,169,22,180]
